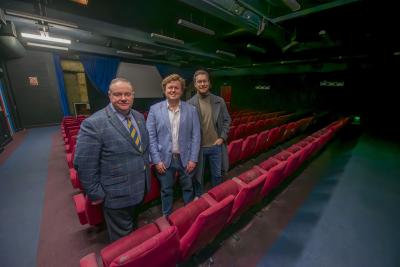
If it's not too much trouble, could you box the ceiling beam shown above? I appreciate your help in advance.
[271,0,361,23]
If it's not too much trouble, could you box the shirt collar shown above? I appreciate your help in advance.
[110,103,131,120]
[167,100,181,112]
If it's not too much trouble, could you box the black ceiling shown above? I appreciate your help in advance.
[0,0,398,72]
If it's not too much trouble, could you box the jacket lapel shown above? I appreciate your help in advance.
[179,101,186,136]
[192,94,202,124]
[161,100,172,133]
[211,94,221,124]
[106,104,140,153]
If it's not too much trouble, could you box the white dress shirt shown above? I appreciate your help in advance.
[167,101,180,154]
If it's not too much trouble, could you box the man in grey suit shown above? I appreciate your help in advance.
[74,78,150,242]
[188,69,231,197]
[146,74,200,216]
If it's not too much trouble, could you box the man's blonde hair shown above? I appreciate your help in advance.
[161,74,185,91]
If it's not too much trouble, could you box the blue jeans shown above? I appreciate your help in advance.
[157,154,194,215]
[193,145,222,197]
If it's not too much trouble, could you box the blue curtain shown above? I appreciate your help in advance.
[80,54,120,95]
[53,54,70,116]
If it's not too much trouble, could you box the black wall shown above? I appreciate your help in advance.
[213,74,334,113]
[6,50,63,127]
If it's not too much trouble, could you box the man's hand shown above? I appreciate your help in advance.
[213,138,224,146]
[156,162,167,174]
[186,161,197,173]
[92,199,103,205]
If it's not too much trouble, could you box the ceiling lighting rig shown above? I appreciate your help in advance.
[177,19,215,35]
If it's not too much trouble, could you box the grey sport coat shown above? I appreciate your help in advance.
[188,93,231,182]
[74,104,151,209]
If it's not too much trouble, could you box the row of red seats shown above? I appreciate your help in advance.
[78,117,349,267]
[71,115,312,226]
[227,113,301,143]
[230,110,288,126]
[73,165,162,226]
[228,116,314,167]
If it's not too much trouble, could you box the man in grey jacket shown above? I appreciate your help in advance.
[188,69,231,197]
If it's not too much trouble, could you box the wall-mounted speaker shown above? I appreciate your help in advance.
[0,9,6,25]
[0,21,17,38]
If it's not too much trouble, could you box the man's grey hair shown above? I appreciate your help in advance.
[108,77,134,94]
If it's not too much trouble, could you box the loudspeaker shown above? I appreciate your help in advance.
[0,8,6,25]
[0,21,17,37]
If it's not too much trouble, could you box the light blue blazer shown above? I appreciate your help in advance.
[146,100,201,168]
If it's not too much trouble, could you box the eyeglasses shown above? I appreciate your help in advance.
[196,79,209,84]
[111,92,134,98]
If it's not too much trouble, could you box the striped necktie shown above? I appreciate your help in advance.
[126,117,142,152]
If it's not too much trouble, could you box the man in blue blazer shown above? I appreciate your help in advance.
[74,78,150,242]
[146,74,200,216]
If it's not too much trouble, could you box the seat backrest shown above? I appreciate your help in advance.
[208,180,239,202]
[178,195,235,261]
[237,167,265,183]
[101,223,160,267]
[240,134,258,160]
[264,127,280,150]
[228,139,243,167]
[143,165,161,204]
[228,176,265,222]
[85,195,104,226]
[245,121,256,136]
[259,161,287,198]
[281,151,302,181]
[258,157,279,171]
[273,150,292,161]
[109,226,180,267]
[254,130,269,154]
[234,124,247,140]
[168,198,210,239]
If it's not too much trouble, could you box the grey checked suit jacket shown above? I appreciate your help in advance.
[146,100,201,168]
[74,104,151,209]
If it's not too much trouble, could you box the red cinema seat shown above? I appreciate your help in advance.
[245,121,256,136]
[240,134,257,161]
[281,151,302,181]
[73,193,88,225]
[65,134,78,153]
[264,118,276,129]
[103,226,179,267]
[143,165,161,204]
[168,195,234,262]
[80,222,180,267]
[69,168,82,190]
[208,177,265,223]
[264,127,280,151]
[73,193,104,226]
[258,158,287,198]
[234,124,246,140]
[66,146,75,169]
[228,139,243,167]
[227,126,236,144]
[254,130,269,154]
[254,120,265,133]
[237,165,266,183]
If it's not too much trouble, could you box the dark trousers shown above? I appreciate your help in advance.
[103,204,140,243]
[157,154,194,215]
[193,145,222,197]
